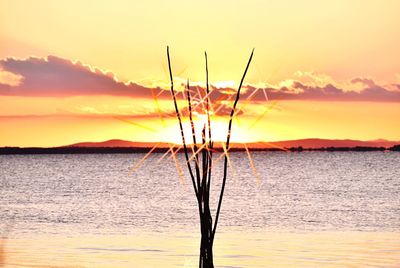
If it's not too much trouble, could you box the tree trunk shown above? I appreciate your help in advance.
[199,202,214,268]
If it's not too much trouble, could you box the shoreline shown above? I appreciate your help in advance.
[0,145,399,154]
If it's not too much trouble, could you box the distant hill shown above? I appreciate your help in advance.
[1,138,399,154]
[65,139,170,148]
[243,138,399,149]
[65,138,400,149]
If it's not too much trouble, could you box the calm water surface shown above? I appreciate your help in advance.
[1,152,399,267]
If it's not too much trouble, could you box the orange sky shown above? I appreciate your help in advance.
[0,1,399,147]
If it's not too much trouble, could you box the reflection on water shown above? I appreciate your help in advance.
[0,152,399,267]
[2,231,400,267]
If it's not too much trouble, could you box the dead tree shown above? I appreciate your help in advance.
[167,47,254,268]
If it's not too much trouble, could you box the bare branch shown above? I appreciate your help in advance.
[167,46,198,196]
[205,52,213,193]
[205,52,211,145]
[213,48,254,239]
[186,79,202,197]
[201,124,208,193]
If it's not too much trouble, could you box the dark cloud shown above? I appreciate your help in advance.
[1,55,399,103]
[0,55,170,98]
[242,80,400,102]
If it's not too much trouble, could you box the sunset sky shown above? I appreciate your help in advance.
[1,0,399,147]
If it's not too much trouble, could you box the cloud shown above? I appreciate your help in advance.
[241,78,400,102]
[0,55,170,98]
[1,55,399,103]
[0,68,23,87]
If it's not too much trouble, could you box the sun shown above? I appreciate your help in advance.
[213,80,236,88]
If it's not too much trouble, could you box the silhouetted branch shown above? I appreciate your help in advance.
[186,80,202,196]
[212,48,254,239]
[205,52,213,193]
[201,124,208,192]
[167,46,198,197]
[167,47,254,268]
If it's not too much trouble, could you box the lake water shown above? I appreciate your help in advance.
[1,151,399,267]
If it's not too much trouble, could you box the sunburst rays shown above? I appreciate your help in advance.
[122,48,270,195]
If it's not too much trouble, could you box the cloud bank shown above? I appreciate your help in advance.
[0,56,169,98]
[242,81,400,102]
[1,55,399,102]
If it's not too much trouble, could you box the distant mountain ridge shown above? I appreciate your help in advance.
[65,138,400,149]
[65,139,164,148]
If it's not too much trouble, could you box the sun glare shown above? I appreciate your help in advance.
[214,80,236,88]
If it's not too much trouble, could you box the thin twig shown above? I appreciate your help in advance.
[212,48,254,240]
[205,52,213,192]
[187,79,202,195]
[201,124,208,192]
[167,46,198,196]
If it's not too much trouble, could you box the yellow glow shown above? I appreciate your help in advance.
[1,95,399,147]
[1,1,400,84]
[0,1,399,146]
